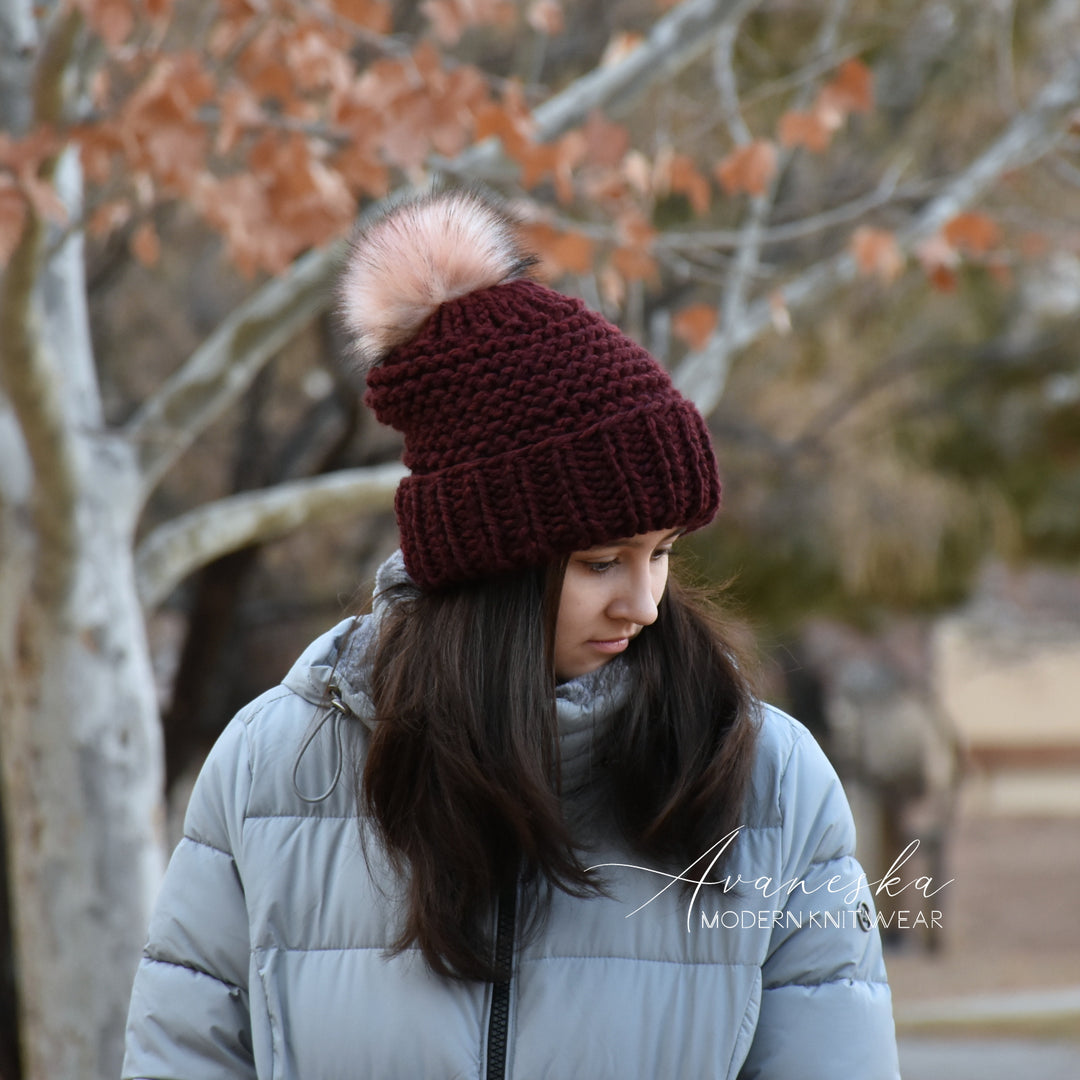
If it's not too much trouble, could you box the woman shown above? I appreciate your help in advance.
[123,190,901,1078]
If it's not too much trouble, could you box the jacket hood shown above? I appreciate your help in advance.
[281,550,632,792]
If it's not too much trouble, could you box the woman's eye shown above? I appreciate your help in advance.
[586,559,616,573]
[652,547,673,561]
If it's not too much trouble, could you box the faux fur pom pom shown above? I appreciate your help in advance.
[338,190,536,370]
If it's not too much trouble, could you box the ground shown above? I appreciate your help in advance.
[885,811,1080,1079]
[886,813,1080,1005]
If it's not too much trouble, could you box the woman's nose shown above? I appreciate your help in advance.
[609,567,660,627]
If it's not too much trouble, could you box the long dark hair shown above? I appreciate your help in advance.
[358,558,758,981]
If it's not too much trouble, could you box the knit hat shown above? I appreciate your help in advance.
[338,189,720,591]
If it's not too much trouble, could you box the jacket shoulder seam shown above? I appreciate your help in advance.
[142,950,245,992]
[238,686,294,734]
[180,832,233,858]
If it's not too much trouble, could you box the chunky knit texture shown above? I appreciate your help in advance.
[345,193,721,590]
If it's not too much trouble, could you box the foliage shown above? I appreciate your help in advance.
[5,0,1075,624]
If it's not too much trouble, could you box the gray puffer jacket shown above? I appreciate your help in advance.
[123,569,900,1079]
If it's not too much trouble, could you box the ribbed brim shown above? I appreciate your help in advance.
[396,399,719,590]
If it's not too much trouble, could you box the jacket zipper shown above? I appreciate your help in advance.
[485,880,517,1080]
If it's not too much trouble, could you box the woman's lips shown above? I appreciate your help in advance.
[589,637,630,655]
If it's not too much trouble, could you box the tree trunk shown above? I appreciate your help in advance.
[0,147,165,1078]
[0,562,166,1078]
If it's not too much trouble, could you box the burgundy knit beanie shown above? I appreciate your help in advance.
[338,190,720,591]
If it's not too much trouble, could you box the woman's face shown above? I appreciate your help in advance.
[553,528,681,681]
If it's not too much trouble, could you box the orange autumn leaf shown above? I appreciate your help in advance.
[20,170,67,224]
[484,122,582,199]
[582,110,629,169]
[943,212,1000,255]
[81,0,136,50]
[422,0,468,44]
[914,233,958,292]
[519,222,595,277]
[474,84,533,159]
[548,228,595,275]
[243,58,296,104]
[610,244,658,283]
[473,100,523,146]
[820,58,874,116]
[216,84,263,156]
[218,132,355,273]
[582,171,631,203]
[518,140,561,190]
[0,128,61,172]
[615,208,656,249]
[473,0,517,28]
[915,233,957,271]
[119,53,214,194]
[422,0,514,45]
[89,199,131,237]
[663,153,710,215]
[131,221,161,266]
[431,67,491,158]
[714,139,777,197]
[0,130,64,230]
[673,304,717,350]
[778,109,832,153]
[284,23,354,95]
[333,142,390,198]
[330,0,392,33]
[194,173,267,276]
[851,226,904,283]
[74,123,125,184]
[928,264,957,292]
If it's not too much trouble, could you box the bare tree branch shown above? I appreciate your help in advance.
[125,0,766,506]
[1047,149,1080,189]
[712,22,752,146]
[706,19,768,406]
[675,54,1080,416]
[740,38,866,108]
[513,0,764,146]
[698,0,852,416]
[135,462,405,609]
[0,7,85,608]
[124,240,348,507]
[658,165,909,252]
[0,220,80,607]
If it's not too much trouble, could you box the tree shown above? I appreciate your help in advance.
[1,0,1079,1076]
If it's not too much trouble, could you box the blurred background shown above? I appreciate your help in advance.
[1,0,1079,1076]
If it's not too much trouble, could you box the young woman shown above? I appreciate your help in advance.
[123,191,901,1079]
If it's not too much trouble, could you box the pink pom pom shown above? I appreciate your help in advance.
[338,190,535,369]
